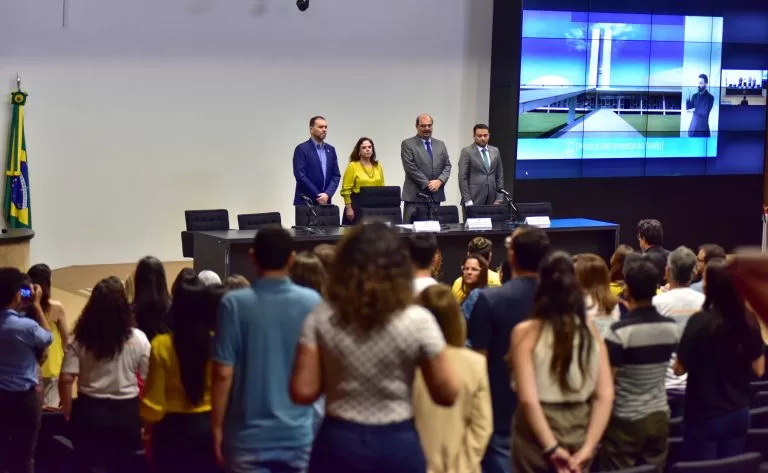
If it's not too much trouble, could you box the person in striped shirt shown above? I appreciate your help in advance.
[597,256,679,472]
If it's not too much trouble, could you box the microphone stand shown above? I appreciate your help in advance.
[297,199,322,234]
[502,194,520,228]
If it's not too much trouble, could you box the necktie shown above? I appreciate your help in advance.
[481,148,490,171]
[425,140,433,160]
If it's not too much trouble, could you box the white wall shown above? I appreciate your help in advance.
[0,0,493,269]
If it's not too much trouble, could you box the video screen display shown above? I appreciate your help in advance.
[720,70,767,106]
[515,3,768,179]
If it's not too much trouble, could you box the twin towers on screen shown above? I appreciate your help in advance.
[517,10,767,162]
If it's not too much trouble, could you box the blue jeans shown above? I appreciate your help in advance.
[482,433,512,473]
[683,409,750,461]
[226,445,311,473]
[308,417,425,473]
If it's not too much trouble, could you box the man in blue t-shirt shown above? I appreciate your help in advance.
[468,226,550,473]
[212,228,322,473]
[0,267,53,473]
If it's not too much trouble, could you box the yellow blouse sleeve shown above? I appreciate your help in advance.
[140,335,168,424]
[340,163,357,205]
[378,163,385,186]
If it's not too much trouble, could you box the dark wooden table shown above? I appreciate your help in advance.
[193,218,619,284]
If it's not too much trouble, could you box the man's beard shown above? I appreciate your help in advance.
[698,86,707,93]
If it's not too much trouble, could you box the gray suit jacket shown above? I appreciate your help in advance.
[400,136,452,202]
[458,144,503,205]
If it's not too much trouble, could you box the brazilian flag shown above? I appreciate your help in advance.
[4,91,31,228]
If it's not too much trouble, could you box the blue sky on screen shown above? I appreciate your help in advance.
[520,10,716,87]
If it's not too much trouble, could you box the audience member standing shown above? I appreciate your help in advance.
[401,114,452,223]
[340,137,385,225]
[637,219,669,285]
[674,259,765,461]
[467,226,550,473]
[140,274,221,473]
[690,244,726,293]
[290,222,459,473]
[598,259,679,471]
[409,233,441,295]
[290,251,328,295]
[0,268,52,473]
[509,252,613,473]
[292,116,341,207]
[456,254,489,318]
[133,256,172,340]
[211,228,321,473]
[451,237,501,300]
[413,284,492,473]
[27,263,69,409]
[573,253,620,337]
[59,276,151,473]
[652,247,705,418]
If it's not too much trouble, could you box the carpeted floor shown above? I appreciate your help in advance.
[51,261,191,330]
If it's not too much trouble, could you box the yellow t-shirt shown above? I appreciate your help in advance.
[340,161,385,205]
[40,310,63,379]
[451,270,501,302]
[140,333,212,423]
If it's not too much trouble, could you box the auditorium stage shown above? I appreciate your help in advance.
[193,218,620,284]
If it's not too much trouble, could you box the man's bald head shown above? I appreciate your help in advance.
[415,114,433,138]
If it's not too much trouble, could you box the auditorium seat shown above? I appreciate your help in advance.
[593,466,657,473]
[295,205,340,226]
[751,406,768,429]
[670,452,761,473]
[465,204,512,222]
[182,209,229,258]
[667,436,684,472]
[754,392,768,408]
[669,417,683,437]
[237,212,282,230]
[745,429,768,461]
[413,205,460,224]
[361,207,403,225]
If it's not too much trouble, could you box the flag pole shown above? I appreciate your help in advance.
[16,73,21,91]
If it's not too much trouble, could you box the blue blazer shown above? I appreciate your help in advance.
[292,139,341,206]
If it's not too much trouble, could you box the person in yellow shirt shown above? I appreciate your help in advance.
[451,237,502,302]
[340,137,385,225]
[140,274,222,473]
[28,263,69,410]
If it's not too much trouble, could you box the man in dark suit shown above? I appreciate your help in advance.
[637,218,670,285]
[685,74,714,137]
[292,116,341,206]
[468,226,551,473]
[400,114,452,223]
[458,124,504,210]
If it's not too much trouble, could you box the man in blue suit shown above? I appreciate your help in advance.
[293,116,341,206]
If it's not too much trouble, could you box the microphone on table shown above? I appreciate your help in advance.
[416,192,435,202]
[300,194,314,205]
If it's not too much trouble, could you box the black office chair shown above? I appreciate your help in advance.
[358,186,401,208]
[670,452,761,473]
[413,205,460,224]
[182,209,229,258]
[295,205,340,226]
[516,201,553,218]
[361,207,403,224]
[237,212,282,230]
[465,204,512,223]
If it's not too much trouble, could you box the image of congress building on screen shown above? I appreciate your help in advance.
[517,11,723,160]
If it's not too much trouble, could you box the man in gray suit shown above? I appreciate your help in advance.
[458,123,504,210]
[401,114,452,223]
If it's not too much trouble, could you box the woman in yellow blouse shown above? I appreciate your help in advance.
[140,273,222,473]
[340,137,385,225]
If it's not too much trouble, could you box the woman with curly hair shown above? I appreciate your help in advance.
[59,276,151,473]
[290,222,459,473]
